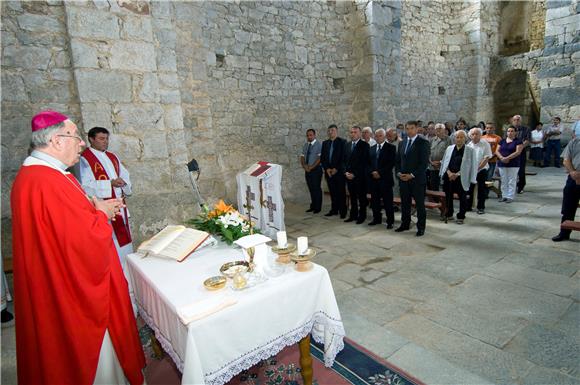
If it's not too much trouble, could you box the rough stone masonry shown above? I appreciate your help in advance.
[1,0,578,254]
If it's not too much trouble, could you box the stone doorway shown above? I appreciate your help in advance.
[492,69,538,134]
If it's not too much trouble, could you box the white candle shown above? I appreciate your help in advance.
[297,236,308,255]
[276,231,288,249]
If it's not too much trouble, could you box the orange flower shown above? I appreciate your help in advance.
[207,199,235,218]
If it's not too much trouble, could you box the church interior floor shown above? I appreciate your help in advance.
[283,165,579,385]
[1,165,578,385]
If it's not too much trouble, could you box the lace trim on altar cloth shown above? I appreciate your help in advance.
[205,311,345,385]
[138,305,186,373]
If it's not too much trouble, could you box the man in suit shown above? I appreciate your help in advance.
[395,121,431,236]
[321,124,347,218]
[344,126,370,224]
[368,129,397,228]
[300,128,323,213]
[512,114,530,194]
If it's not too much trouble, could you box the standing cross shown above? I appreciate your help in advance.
[266,196,277,223]
[244,186,255,234]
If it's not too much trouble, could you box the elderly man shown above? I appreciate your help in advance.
[552,137,580,242]
[467,127,493,214]
[11,111,145,385]
[362,126,377,147]
[428,123,451,191]
[543,117,563,168]
[512,114,531,194]
[368,129,396,228]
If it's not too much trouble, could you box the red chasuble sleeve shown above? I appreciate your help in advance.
[11,165,145,385]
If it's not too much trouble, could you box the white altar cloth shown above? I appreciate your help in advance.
[126,244,345,385]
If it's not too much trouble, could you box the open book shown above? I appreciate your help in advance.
[137,225,211,262]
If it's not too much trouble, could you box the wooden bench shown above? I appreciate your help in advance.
[561,220,580,232]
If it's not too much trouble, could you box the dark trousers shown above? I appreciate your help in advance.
[305,167,322,211]
[325,173,347,216]
[347,177,368,221]
[370,179,395,225]
[544,139,561,167]
[559,176,580,237]
[399,179,426,230]
[427,169,441,191]
[468,169,488,210]
[443,175,468,219]
[517,150,527,192]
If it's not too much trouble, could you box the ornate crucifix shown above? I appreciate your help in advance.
[244,185,255,234]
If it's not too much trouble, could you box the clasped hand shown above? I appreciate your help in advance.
[111,178,126,188]
[92,197,125,220]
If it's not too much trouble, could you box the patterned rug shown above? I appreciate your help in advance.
[139,322,423,385]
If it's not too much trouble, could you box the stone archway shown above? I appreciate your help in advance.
[492,69,538,134]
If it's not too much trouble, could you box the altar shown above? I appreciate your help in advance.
[236,162,284,238]
[126,243,345,385]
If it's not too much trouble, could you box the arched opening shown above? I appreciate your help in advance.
[493,70,539,134]
[498,1,545,56]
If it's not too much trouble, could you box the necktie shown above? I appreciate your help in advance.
[376,144,381,159]
[405,139,412,154]
[351,141,355,152]
[306,143,312,164]
[329,140,334,163]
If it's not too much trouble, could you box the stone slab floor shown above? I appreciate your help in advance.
[2,166,578,385]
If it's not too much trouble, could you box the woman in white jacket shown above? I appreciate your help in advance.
[439,130,478,224]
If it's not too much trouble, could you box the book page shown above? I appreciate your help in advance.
[156,228,209,261]
[138,225,186,255]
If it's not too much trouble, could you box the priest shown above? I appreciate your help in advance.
[80,127,133,273]
[10,111,145,385]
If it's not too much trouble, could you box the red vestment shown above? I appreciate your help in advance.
[11,161,145,385]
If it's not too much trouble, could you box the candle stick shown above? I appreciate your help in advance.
[276,231,288,249]
[297,236,308,255]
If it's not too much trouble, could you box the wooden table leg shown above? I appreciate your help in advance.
[299,334,313,385]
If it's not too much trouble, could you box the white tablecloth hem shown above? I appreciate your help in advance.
[139,303,186,373]
[206,311,345,385]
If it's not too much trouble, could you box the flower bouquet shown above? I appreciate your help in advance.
[188,200,257,245]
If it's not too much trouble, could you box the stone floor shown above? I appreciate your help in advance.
[282,165,579,385]
[1,165,579,385]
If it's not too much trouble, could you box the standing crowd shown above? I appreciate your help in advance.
[300,114,580,239]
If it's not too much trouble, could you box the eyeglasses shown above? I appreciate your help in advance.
[56,134,83,142]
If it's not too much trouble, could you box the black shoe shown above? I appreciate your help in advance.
[313,210,321,214]
[394,225,409,232]
[356,219,366,224]
[340,212,347,219]
[324,211,337,217]
[306,208,314,212]
[552,234,570,242]
[368,220,381,226]
[1,309,14,325]
[416,229,425,237]
[393,206,400,212]
[344,218,355,223]
[386,223,394,229]
[466,208,473,212]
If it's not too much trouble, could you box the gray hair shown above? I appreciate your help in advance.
[362,126,373,134]
[385,127,396,133]
[469,127,482,136]
[31,121,66,149]
[375,128,385,136]
[455,130,467,139]
[434,123,446,130]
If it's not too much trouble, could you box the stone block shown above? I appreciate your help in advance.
[541,87,579,107]
[109,41,156,71]
[156,48,177,71]
[121,15,153,42]
[295,46,308,64]
[162,104,184,130]
[546,6,573,20]
[155,28,177,49]
[16,13,63,33]
[75,70,132,103]
[70,38,99,68]
[546,0,572,9]
[1,74,28,102]
[337,287,414,325]
[2,45,52,70]
[136,73,159,102]
[504,324,580,376]
[79,103,113,130]
[159,89,181,104]
[522,366,580,385]
[65,6,120,39]
[113,103,165,134]
[142,132,169,160]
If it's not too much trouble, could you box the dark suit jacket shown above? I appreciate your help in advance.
[370,142,396,186]
[344,139,370,180]
[321,137,346,174]
[396,136,430,184]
